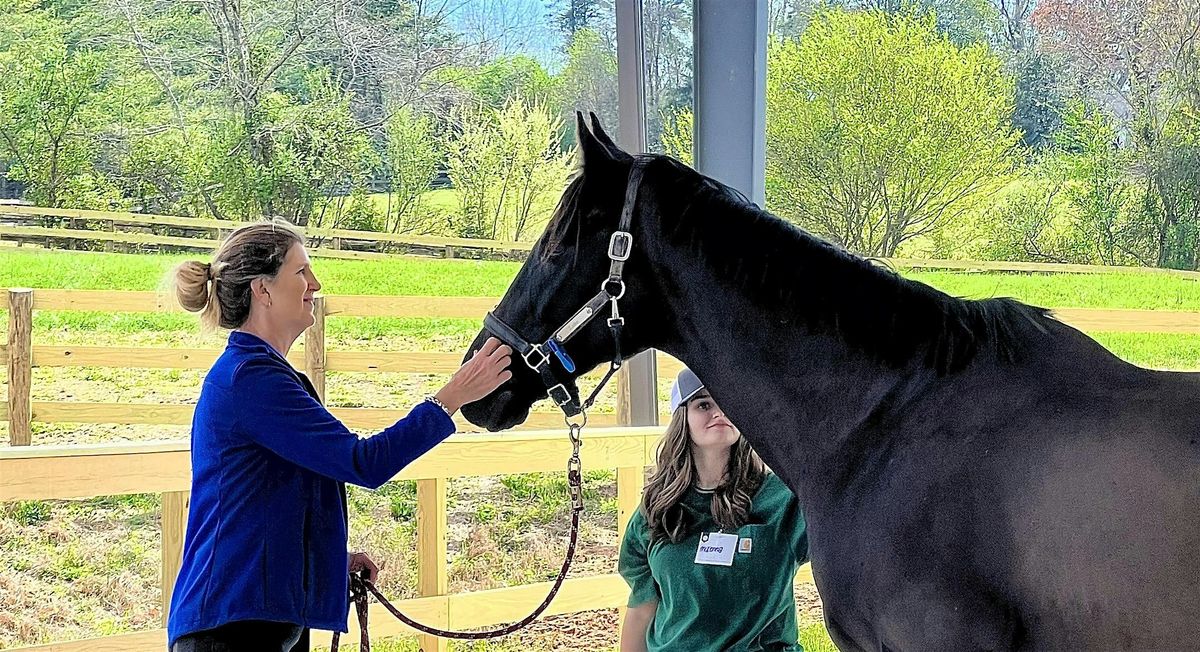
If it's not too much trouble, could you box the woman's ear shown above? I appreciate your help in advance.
[250,277,271,305]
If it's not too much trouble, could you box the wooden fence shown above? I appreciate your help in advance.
[0,286,680,651]
[0,288,682,446]
[6,285,1200,449]
[0,429,702,651]
[0,205,534,259]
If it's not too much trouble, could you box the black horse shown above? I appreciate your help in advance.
[461,115,1200,650]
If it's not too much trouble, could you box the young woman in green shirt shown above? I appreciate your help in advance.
[619,369,810,652]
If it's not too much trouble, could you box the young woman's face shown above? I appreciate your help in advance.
[262,242,321,334]
[686,390,741,451]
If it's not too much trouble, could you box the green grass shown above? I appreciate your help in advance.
[907,271,1200,310]
[0,248,520,296]
[368,189,459,217]
[6,250,1200,309]
[799,622,839,652]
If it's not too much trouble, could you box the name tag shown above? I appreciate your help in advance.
[694,532,738,566]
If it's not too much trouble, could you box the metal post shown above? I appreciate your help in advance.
[615,0,659,427]
[693,0,769,205]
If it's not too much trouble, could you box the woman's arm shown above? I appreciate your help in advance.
[228,339,511,488]
[620,600,658,652]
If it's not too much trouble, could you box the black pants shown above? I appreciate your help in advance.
[171,620,308,652]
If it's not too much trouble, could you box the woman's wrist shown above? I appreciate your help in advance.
[429,390,460,416]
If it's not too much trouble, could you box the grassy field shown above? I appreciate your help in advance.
[3,248,1200,650]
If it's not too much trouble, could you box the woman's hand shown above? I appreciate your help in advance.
[435,337,513,415]
[349,551,380,583]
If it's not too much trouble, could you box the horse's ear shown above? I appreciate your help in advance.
[576,111,615,167]
[589,112,635,162]
[589,112,620,151]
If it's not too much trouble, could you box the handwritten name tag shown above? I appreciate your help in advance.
[694,532,738,566]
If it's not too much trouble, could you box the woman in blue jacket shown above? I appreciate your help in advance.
[166,220,512,652]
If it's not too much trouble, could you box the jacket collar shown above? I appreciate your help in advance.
[228,330,289,364]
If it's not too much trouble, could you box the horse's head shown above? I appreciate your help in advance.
[461,113,667,431]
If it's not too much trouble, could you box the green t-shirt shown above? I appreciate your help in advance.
[619,473,810,652]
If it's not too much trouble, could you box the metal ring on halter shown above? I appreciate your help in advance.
[565,410,588,430]
[603,276,626,300]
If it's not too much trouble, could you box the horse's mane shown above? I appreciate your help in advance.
[540,168,585,264]
[543,155,1053,374]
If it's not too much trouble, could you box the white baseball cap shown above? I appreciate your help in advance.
[669,368,705,413]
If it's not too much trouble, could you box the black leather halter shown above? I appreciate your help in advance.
[483,157,648,418]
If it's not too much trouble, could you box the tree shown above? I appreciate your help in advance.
[550,0,605,40]
[642,0,691,151]
[1010,51,1068,149]
[660,106,693,165]
[444,55,555,109]
[967,173,1076,263]
[1053,101,1148,266]
[995,0,1036,52]
[1033,0,1200,268]
[765,9,1022,256]
[382,107,440,234]
[0,9,119,208]
[555,28,618,139]
[445,99,572,241]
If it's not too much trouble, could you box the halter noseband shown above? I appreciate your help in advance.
[483,157,648,418]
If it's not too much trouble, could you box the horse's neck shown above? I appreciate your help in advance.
[644,205,930,497]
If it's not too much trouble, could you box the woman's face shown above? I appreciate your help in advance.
[686,390,740,451]
[262,242,322,335]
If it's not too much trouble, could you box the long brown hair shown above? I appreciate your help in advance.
[640,406,766,544]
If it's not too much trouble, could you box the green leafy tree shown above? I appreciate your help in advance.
[382,108,441,234]
[446,99,572,241]
[1053,101,1146,266]
[660,106,693,165]
[555,28,618,139]
[765,9,1022,256]
[0,10,118,208]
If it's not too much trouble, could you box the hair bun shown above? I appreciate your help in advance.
[174,260,215,313]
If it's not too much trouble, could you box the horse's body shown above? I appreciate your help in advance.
[461,116,1200,650]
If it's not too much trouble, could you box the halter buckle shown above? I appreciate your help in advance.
[547,383,574,408]
[522,344,551,371]
[608,231,632,261]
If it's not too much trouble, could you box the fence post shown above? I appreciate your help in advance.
[416,478,450,652]
[161,490,190,624]
[304,296,326,402]
[614,360,649,636]
[7,288,33,446]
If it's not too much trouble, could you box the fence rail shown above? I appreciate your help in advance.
[0,429,673,651]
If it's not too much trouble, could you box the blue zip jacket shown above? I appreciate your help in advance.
[167,331,455,646]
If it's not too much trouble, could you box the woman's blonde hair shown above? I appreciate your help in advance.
[640,405,766,544]
[171,219,305,330]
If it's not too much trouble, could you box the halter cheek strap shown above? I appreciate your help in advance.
[483,156,647,417]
